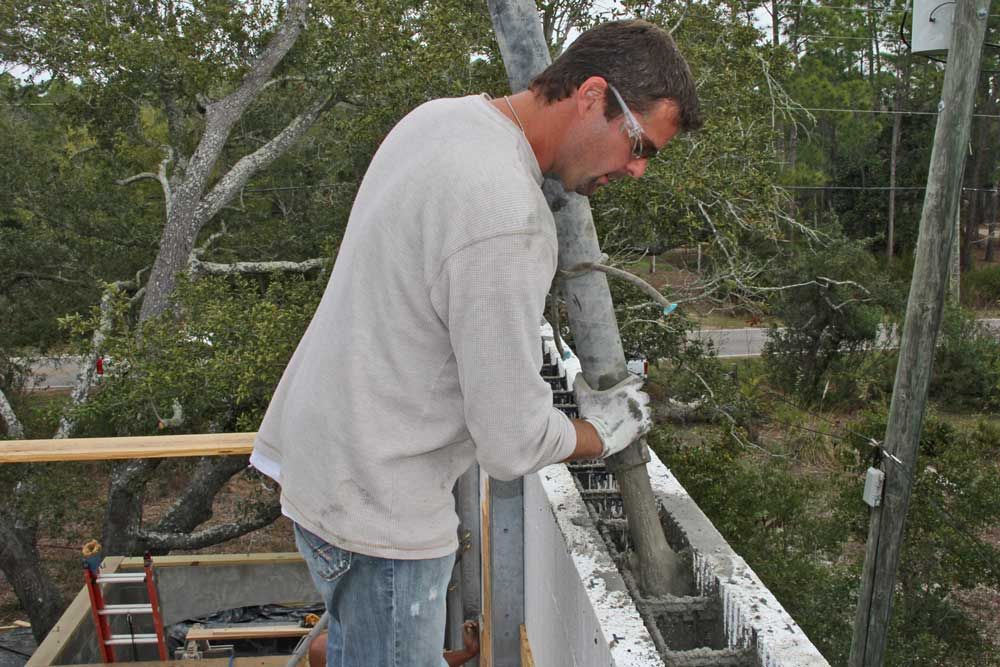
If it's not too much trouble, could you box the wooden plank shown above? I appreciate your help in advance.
[0,432,256,463]
[479,475,492,667]
[519,625,534,667]
[28,557,125,667]
[186,625,311,641]
[119,553,303,568]
[65,657,289,667]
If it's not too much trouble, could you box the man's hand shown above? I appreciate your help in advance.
[444,620,479,666]
[573,374,652,458]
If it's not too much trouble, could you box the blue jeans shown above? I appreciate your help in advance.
[294,523,454,667]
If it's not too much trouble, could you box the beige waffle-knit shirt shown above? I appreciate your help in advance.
[251,95,577,559]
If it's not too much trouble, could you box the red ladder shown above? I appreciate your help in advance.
[82,544,168,663]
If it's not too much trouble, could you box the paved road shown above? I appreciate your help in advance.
[693,318,1000,358]
[16,356,84,390]
[18,319,1000,386]
[689,327,770,358]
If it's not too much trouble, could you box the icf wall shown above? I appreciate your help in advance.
[523,466,662,666]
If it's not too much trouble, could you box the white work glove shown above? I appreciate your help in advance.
[574,374,653,459]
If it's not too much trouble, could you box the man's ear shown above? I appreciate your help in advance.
[575,76,608,115]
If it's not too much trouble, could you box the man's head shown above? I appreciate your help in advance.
[529,19,702,195]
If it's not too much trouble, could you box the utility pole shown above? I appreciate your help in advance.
[848,1,989,664]
[486,0,685,598]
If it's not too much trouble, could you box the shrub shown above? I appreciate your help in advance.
[929,307,1000,410]
[961,264,1000,310]
[763,236,894,406]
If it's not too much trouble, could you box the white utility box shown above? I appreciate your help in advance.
[912,0,955,55]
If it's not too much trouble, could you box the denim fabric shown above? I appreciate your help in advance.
[294,523,454,667]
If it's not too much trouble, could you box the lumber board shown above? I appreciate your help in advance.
[186,625,311,641]
[519,625,535,667]
[479,476,492,667]
[64,657,289,667]
[119,553,303,568]
[0,432,255,463]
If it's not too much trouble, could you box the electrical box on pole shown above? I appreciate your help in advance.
[912,0,956,55]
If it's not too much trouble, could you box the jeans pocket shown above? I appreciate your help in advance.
[296,524,353,582]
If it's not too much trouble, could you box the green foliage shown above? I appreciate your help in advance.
[0,77,160,350]
[652,404,1000,666]
[961,264,1000,310]
[63,275,321,437]
[928,307,1000,411]
[763,234,895,406]
[590,3,806,312]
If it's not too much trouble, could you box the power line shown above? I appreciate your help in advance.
[783,185,999,192]
[745,1,1000,18]
[788,106,1000,119]
[765,4,906,14]
[243,184,354,193]
[794,33,903,41]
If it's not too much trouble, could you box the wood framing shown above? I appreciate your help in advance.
[479,475,492,667]
[185,625,311,641]
[29,553,319,667]
[118,553,303,569]
[70,658,289,667]
[0,432,255,463]
[519,625,534,667]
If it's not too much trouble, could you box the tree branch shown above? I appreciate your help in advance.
[138,496,281,551]
[54,281,130,439]
[0,386,24,439]
[117,172,160,186]
[181,0,309,200]
[149,456,249,535]
[261,75,314,92]
[189,256,327,278]
[117,147,174,216]
[196,93,333,223]
[3,272,91,291]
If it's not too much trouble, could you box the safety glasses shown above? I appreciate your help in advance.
[607,83,659,161]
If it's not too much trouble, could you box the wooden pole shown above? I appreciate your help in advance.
[848,1,988,664]
[486,0,684,597]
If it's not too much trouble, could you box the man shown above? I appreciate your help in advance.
[251,18,701,667]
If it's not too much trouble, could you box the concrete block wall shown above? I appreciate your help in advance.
[525,326,829,666]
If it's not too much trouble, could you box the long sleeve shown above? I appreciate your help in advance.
[430,231,577,481]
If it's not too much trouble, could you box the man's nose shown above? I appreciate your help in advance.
[626,157,649,179]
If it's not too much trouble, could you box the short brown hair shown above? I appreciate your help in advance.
[530,19,702,132]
